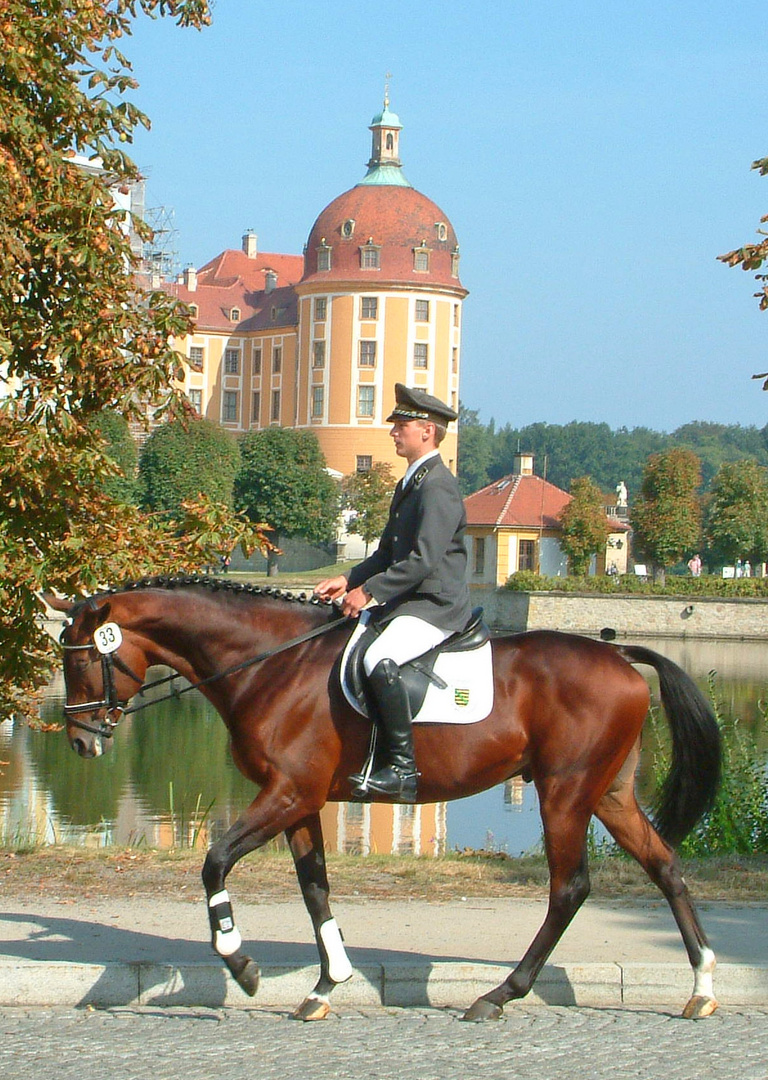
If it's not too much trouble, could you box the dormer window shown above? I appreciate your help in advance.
[341,219,355,239]
[230,307,240,322]
[451,246,460,277]
[435,222,448,242]
[317,240,331,272]
[188,303,198,320]
[360,241,381,270]
[413,246,430,273]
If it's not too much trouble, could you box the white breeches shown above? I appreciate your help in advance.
[362,614,452,676]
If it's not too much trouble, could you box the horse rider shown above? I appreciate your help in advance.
[314,383,472,803]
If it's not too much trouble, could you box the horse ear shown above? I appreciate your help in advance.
[82,598,112,630]
[40,592,74,614]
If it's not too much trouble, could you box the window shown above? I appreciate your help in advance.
[189,345,204,370]
[271,389,281,421]
[314,297,327,320]
[341,219,355,238]
[317,244,331,271]
[452,347,459,373]
[415,299,430,322]
[311,385,324,418]
[360,244,381,269]
[188,304,198,320]
[222,390,239,423]
[272,345,282,374]
[413,342,428,369]
[356,454,372,473]
[251,391,261,424]
[451,247,460,277]
[360,296,378,320]
[357,385,375,417]
[253,346,262,375]
[435,222,448,242]
[188,389,202,415]
[413,247,429,272]
[224,347,240,375]
[359,340,377,367]
[474,537,486,576]
[230,307,240,323]
[312,340,326,368]
[453,303,460,327]
[518,539,536,572]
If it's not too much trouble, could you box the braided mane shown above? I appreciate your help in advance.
[68,575,333,617]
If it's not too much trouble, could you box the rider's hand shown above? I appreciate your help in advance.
[313,575,348,602]
[340,585,371,618]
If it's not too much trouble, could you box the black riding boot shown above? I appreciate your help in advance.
[350,658,418,803]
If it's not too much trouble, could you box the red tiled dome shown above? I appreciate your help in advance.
[301,184,465,291]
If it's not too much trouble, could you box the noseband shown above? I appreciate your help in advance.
[60,637,141,739]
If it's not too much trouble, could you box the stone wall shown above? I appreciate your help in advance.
[471,587,768,640]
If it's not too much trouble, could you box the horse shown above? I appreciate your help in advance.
[48,575,722,1022]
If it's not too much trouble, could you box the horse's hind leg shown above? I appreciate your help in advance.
[286,814,353,1021]
[595,770,718,1019]
[464,789,593,1022]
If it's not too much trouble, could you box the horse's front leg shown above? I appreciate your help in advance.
[286,814,353,1021]
[201,785,307,997]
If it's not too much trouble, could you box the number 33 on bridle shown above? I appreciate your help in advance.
[49,576,722,1022]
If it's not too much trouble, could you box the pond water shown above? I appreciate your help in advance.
[2,636,766,856]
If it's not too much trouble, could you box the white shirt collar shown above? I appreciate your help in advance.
[402,449,440,488]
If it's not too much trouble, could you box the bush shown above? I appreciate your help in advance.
[502,571,768,598]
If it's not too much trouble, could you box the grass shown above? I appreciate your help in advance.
[2,845,767,903]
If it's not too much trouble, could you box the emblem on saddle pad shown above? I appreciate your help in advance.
[340,611,494,726]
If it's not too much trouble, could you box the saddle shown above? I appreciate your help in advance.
[340,608,495,725]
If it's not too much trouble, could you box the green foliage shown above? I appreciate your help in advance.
[630,448,702,579]
[139,417,241,515]
[650,677,768,856]
[457,414,768,497]
[503,571,768,596]
[235,427,340,552]
[0,2,274,724]
[342,461,395,553]
[704,459,768,567]
[557,476,610,576]
[88,410,139,503]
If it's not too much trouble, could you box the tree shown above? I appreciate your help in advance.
[0,2,268,723]
[705,460,768,568]
[342,462,395,556]
[235,428,340,575]
[139,418,241,516]
[557,476,610,577]
[630,449,703,585]
[457,403,493,496]
[88,410,139,504]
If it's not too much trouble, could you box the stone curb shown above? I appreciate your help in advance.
[2,960,767,1010]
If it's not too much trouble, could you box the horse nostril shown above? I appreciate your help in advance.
[72,737,88,757]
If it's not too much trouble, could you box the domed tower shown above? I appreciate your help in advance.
[295,99,468,477]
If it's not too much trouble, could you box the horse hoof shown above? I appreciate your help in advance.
[462,998,503,1022]
[235,959,261,997]
[293,995,331,1022]
[682,995,719,1019]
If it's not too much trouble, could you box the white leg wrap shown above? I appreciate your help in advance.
[693,946,716,999]
[209,889,242,958]
[319,918,353,983]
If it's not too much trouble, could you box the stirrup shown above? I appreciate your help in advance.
[365,764,419,804]
[348,725,380,795]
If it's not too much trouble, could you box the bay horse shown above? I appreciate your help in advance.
[49,575,722,1022]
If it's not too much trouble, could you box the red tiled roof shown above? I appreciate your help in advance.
[464,474,571,530]
[161,249,303,332]
[301,185,467,292]
[465,474,631,532]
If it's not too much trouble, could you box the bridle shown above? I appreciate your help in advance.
[60,611,347,741]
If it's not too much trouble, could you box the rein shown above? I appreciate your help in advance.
[62,611,347,738]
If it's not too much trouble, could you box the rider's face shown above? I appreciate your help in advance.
[390,419,434,463]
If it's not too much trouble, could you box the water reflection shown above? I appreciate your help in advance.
[1,637,766,856]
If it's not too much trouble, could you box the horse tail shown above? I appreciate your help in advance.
[615,643,722,847]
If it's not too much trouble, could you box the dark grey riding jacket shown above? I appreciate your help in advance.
[346,454,472,633]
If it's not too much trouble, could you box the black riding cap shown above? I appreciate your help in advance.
[386,383,458,425]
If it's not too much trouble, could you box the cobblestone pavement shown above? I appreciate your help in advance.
[1,1005,767,1080]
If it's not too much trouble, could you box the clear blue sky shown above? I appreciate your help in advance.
[124,0,768,433]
